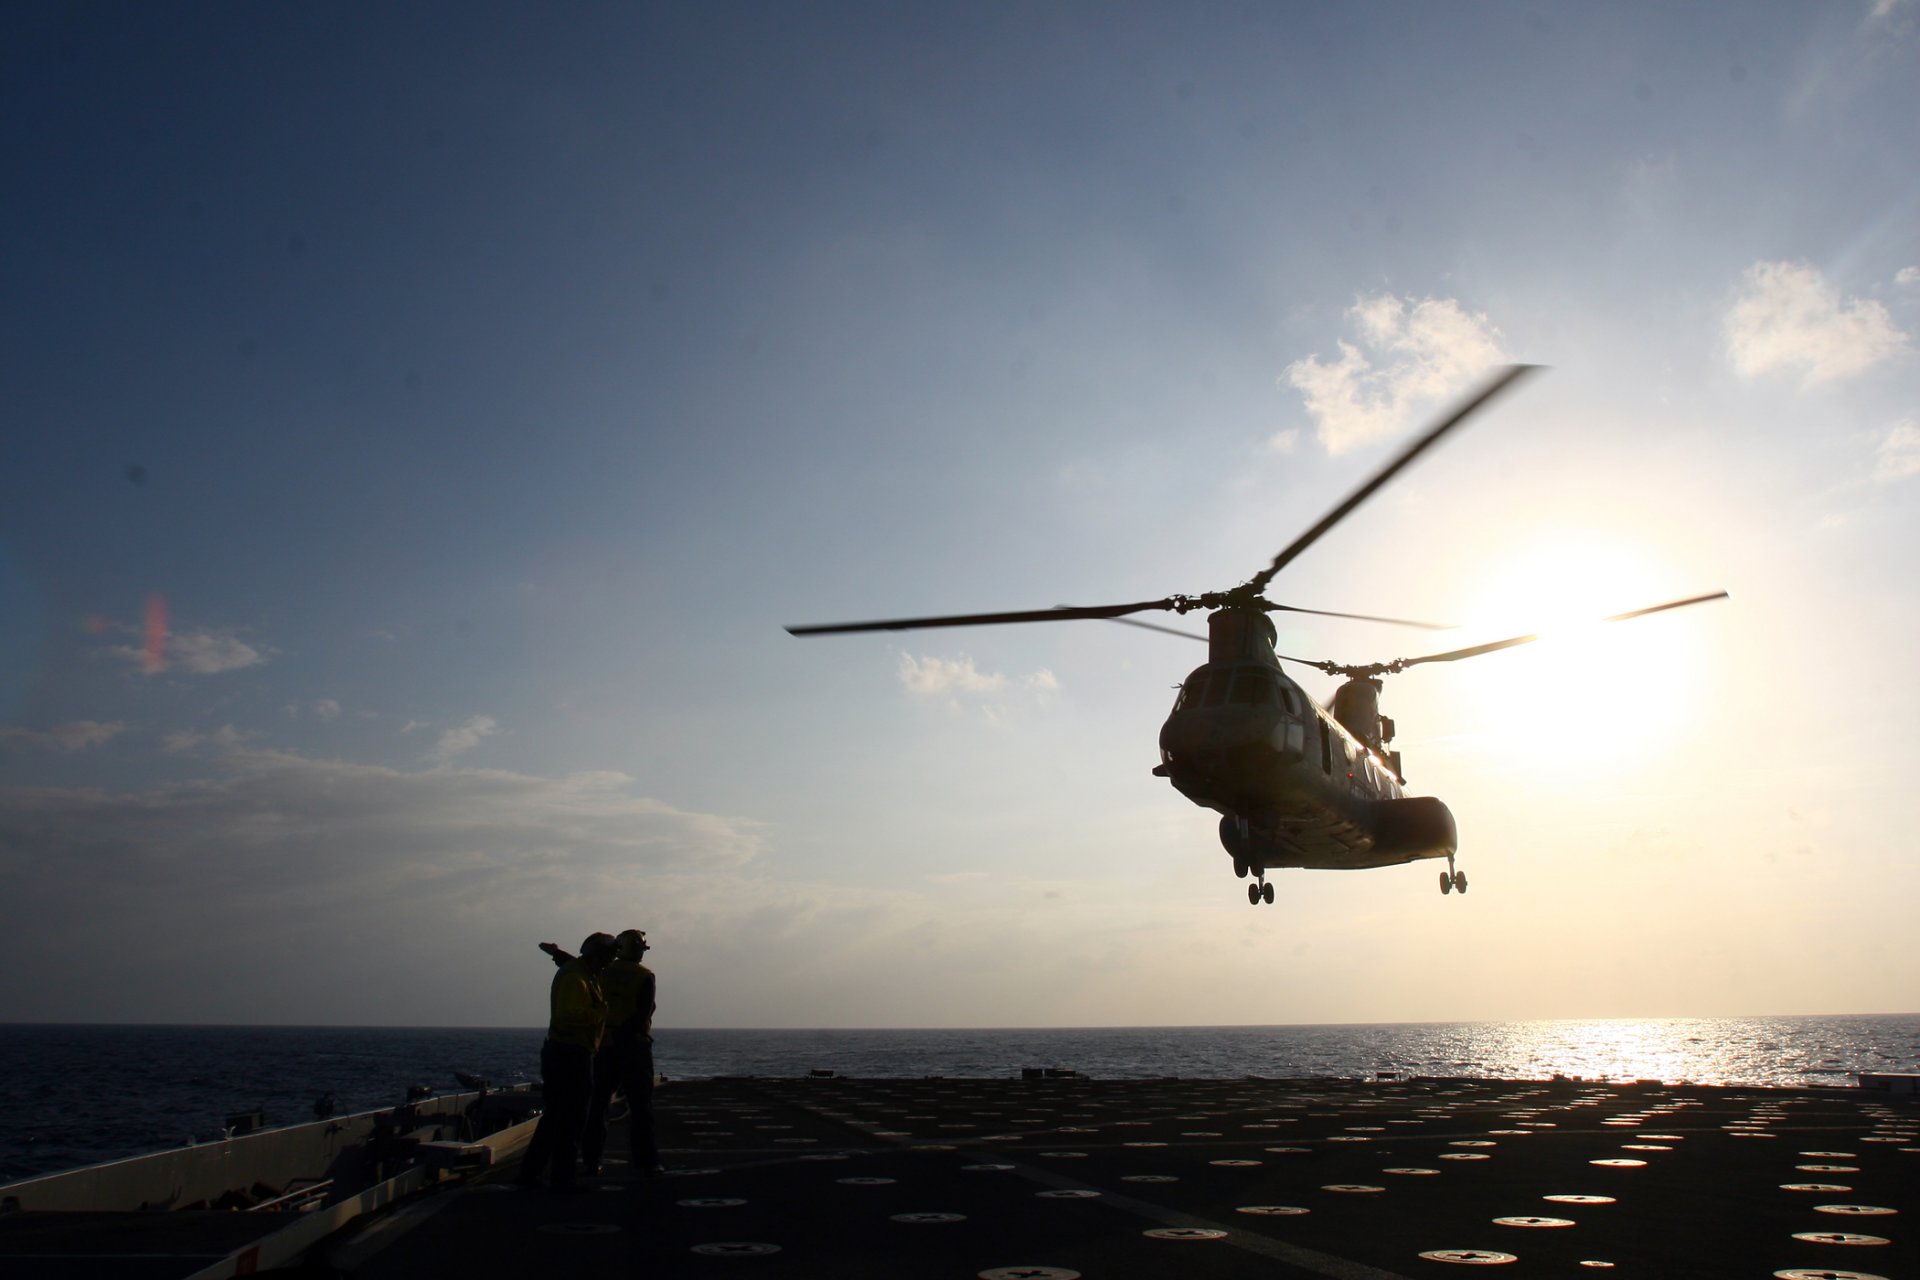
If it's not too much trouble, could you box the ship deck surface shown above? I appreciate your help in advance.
[349,1075,1915,1280]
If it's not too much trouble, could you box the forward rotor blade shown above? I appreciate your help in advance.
[1245,364,1540,596]
[786,599,1178,636]
[1105,616,1207,642]
[1393,590,1729,670]
[1269,603,1456,630]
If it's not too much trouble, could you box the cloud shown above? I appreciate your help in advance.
[313,699,341,722]
[162,724,251,753]
[107,626,267,676]
[1874,420,1920,482]
[1282,294,1510,453]
[898,654,1006,696]
[428,714,500,762]
[399,719,432,735]
[1897,266,1920,287]
[1723,260,1909,386]
[0,721,125,753]
[0,751,766,1020]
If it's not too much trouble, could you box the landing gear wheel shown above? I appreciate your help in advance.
[1439,870,1453,895]
[1248,883,1261,905]
[1261,882,1274,905]
[1451,869,1467,895]
[1234,857,1248,879]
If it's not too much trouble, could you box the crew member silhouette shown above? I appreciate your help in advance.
[582,928,660,1175]
[517,932,615,1191]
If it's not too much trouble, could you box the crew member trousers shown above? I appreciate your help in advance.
[520,1040,593,1187]
[582,1037,657,1173]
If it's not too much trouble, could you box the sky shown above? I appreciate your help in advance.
[3,2,1916,1029]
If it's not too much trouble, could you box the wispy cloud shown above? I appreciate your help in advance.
[428,714,500,762]
[1874,420,1920,483]
[312,699,341,722]
[1282,294,1510,453]
[898,654,1006,696]
[1897,266,1920,287]
[108,626,268,676]
[0,721,125,753]
[161,724,251,753]
[1723,260,1908,386]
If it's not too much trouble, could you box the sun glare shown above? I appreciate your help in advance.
[1448,538,1705,770]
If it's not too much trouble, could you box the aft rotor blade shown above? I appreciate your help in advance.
[1245,364,1540,596]
[1105,616,1206,642]
[787,599,1178,636]
[1394,590,1729,670]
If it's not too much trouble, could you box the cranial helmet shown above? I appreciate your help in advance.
[615,928,648,960]
[579,932,618,960]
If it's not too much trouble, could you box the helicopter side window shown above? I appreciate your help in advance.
[1318,721,1332,773]
[1177,668,1211,710]
[1203,669,1232,707]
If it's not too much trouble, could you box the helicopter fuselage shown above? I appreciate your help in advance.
[1153,609,1458,878]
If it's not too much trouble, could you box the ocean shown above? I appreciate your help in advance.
[2,1014,1915,1185]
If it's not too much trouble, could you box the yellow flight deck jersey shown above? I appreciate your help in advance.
[599,960,656,1047]
[546,957,608,1051]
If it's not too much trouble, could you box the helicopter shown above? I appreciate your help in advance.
[787,365,1727,905]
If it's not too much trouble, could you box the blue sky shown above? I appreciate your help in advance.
[3,2,1916,1027]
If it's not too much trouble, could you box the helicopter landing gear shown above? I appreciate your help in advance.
[1439,858,1467,896]
[1246,869,1274,905]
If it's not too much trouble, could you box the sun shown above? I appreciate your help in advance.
[1444,536,1708,772]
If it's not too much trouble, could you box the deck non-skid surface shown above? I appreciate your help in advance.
[347,1076,1917,1280]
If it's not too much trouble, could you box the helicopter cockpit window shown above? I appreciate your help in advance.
[1177,668,1211,710]
[1229,671,1278,706]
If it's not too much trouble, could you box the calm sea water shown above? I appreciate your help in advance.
[2,1015,1915,1184]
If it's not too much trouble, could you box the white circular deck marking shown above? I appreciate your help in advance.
[1440,1153,1491,1161]
[1180,1131,1223,1137]
[1773,1269,1893,1280]
[1801,1151,1855,1158]
[1789,1232,1891,1246]
[892,1211,966,1222]
[1144,1227,1228,1240]
[678,1197,747,1207]
[538,1223,621,1235]
[1121,1174,1178,1182]
[1209,1158,1261,1167]
[1385,1167,1440,1175]
[1264,1146,1310,1153]
[978,1268,1080,1280]
[1797,1165,1861,1173]
[1576,1262,1616,1269]
[1322,1184,1385,1193]
[1036,1189,1101,1199]
[836,1176,896,1185]
[1544,1194,1615,1205]
[1237,1204,1310,1215]
[1038,1151,1087,1158]
[1588,1158,1646,1168]
[1417,1249,1516,1265]
[691,1242,781,1256]
[1327,1135,1371,1143]
[1124,1141,1167,1147]
[1493,1216,1575,1228]
[1781,1183,1852,1192]
[1814,1205,1897,1216]
[963,1163,1015,1171]
[1620,1144,1671,1151]
[1450,1140,1496,1147]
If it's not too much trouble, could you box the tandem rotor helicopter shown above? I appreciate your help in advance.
[788,366,1727,905]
